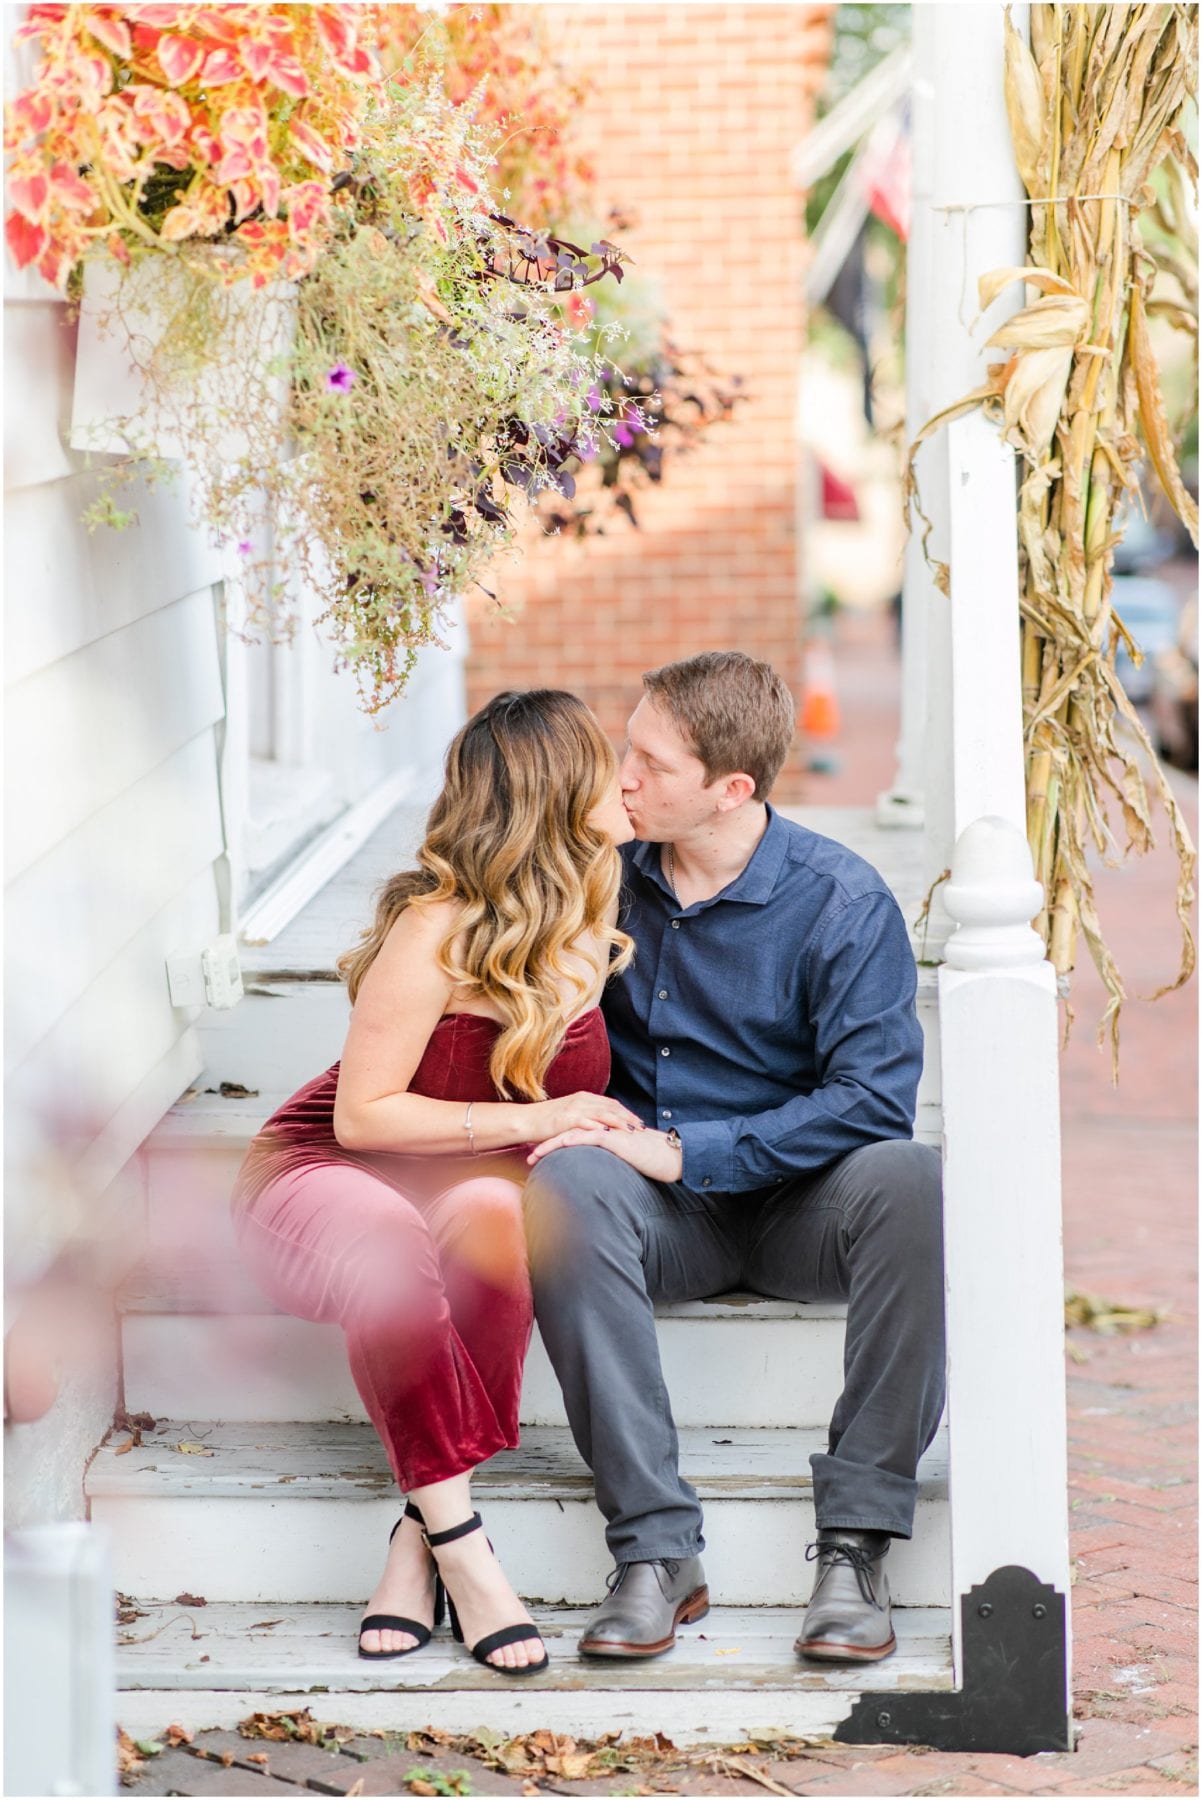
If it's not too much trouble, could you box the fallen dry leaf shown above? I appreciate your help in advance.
[164,1724,192,1746]
[174,1593,207,1608]
[1065,1287,1166,1334]
[114,1441,134,1456]
[176,1441,215,1456]
[116,1727,145,1781]
[545,1752,594,1779]
[246,1752,269,1765]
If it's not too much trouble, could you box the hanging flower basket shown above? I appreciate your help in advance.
[69,249,296,464]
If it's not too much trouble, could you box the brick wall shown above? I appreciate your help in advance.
[465,3,834,802]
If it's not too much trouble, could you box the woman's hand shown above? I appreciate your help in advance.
[527,1091,647,1140]
[527,1124,684,1184]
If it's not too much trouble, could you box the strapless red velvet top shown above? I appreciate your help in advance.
[234,1006,610,1206]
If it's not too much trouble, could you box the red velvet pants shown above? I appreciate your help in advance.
[231,1155,532,1490]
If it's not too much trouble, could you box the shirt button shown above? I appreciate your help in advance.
[658,989,668,999]
[662,1110,672,1120]
[702,1177,712,1188]
[660,1046,670,1057]
[670,919,680,929]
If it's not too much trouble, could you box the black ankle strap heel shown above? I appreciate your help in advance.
[421,1512,548,1676]
[357,1500,445,1661]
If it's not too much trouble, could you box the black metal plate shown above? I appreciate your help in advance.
[834,1564,1071,1756]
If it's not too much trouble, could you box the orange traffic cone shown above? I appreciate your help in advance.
[801,636,842,773]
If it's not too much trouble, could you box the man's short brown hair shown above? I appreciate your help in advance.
[642,651,797,800]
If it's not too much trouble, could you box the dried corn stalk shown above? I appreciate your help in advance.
[908,4,1198,1074]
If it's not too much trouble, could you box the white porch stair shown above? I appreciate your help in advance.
[96,804,954,1743]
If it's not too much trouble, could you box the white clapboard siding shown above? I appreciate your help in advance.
[5,587,225,879]
[5,469,225,686]
[5,734,225,1074]
[3,300,85,493]
[5,865,221,1158]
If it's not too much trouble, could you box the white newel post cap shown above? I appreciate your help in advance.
[943,815,1046,971]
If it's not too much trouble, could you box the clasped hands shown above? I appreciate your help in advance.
[526,1089,684,1183]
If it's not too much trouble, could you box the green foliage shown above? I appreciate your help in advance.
[80,79,625,714]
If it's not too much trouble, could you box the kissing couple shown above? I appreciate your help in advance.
[231,650,945,1677]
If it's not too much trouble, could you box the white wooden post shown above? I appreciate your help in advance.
[931,1,1071,1748]
[907,3,1030,952]
[940,819,1072,1733]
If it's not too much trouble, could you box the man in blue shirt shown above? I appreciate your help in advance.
[524,651,945,1664]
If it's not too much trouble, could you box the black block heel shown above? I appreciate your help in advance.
[422,1511,548,1677]
[357,1499,445,1661]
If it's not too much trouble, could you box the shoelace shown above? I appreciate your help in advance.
[604,1558,681,1595]
[804,1538,884,1608]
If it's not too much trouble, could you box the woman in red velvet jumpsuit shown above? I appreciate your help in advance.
[230,691,639,1675]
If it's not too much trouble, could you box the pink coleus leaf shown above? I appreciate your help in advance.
[265,55,309,99]
[85,11,133,58]
[215,147,254,185]
[74,52,115,108]
[7,170,50,222]
[159,201,203,241]
[200,47,241,86]
[282,179,329,241]
[49,162,95,213]
[189,122,221,167]
[10,91,55,139]
[157,33,205,87]
[258,165,281,219]
[288,117,334,173]
[5,210,49,269]
[13,7,67,48]
[130,85,191,146]
[240,39,273,81]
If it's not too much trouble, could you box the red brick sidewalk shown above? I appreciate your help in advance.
[122,606,1197,1795]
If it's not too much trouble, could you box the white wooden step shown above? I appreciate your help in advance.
[141,1087,944,1272]
[87,1420,951,1608]
[113,1599,953,1744]
[120,1299,852,1429]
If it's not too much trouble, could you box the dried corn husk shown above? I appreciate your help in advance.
[908,4,1198,1076]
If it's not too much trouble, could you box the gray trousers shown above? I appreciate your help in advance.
[523,1138,946,1563]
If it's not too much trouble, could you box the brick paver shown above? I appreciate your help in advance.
[119,606,1197,1794]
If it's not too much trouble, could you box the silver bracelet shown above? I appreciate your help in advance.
[463,1100,476,1156]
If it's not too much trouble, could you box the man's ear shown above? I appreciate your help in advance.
[715,771,757,811]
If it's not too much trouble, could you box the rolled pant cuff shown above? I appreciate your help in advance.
[607,1538,706,1564]
[810,1452,917,1540]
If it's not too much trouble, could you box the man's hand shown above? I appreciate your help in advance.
[527,1124,685,1184]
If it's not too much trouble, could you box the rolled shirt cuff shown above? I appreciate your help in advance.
[678,1118,736,1194]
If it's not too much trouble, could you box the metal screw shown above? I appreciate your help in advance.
[1033,1603,1047,1619]
[978,1602,993,1618]
[877,1711,892,1729]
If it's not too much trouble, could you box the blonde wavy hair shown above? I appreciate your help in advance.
[337,691,634,1099]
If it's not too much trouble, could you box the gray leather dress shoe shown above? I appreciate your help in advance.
[578,1557,709,1659]
[794,1528,896,1662]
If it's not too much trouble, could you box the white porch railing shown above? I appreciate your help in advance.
[856,2,1073,1753]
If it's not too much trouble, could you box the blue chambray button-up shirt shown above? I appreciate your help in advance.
[602,805,924,1194]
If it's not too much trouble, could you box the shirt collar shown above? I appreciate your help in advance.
[628,803,789,909]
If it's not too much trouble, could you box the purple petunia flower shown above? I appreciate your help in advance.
[326,361,356,393]
[236,540,253,556]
